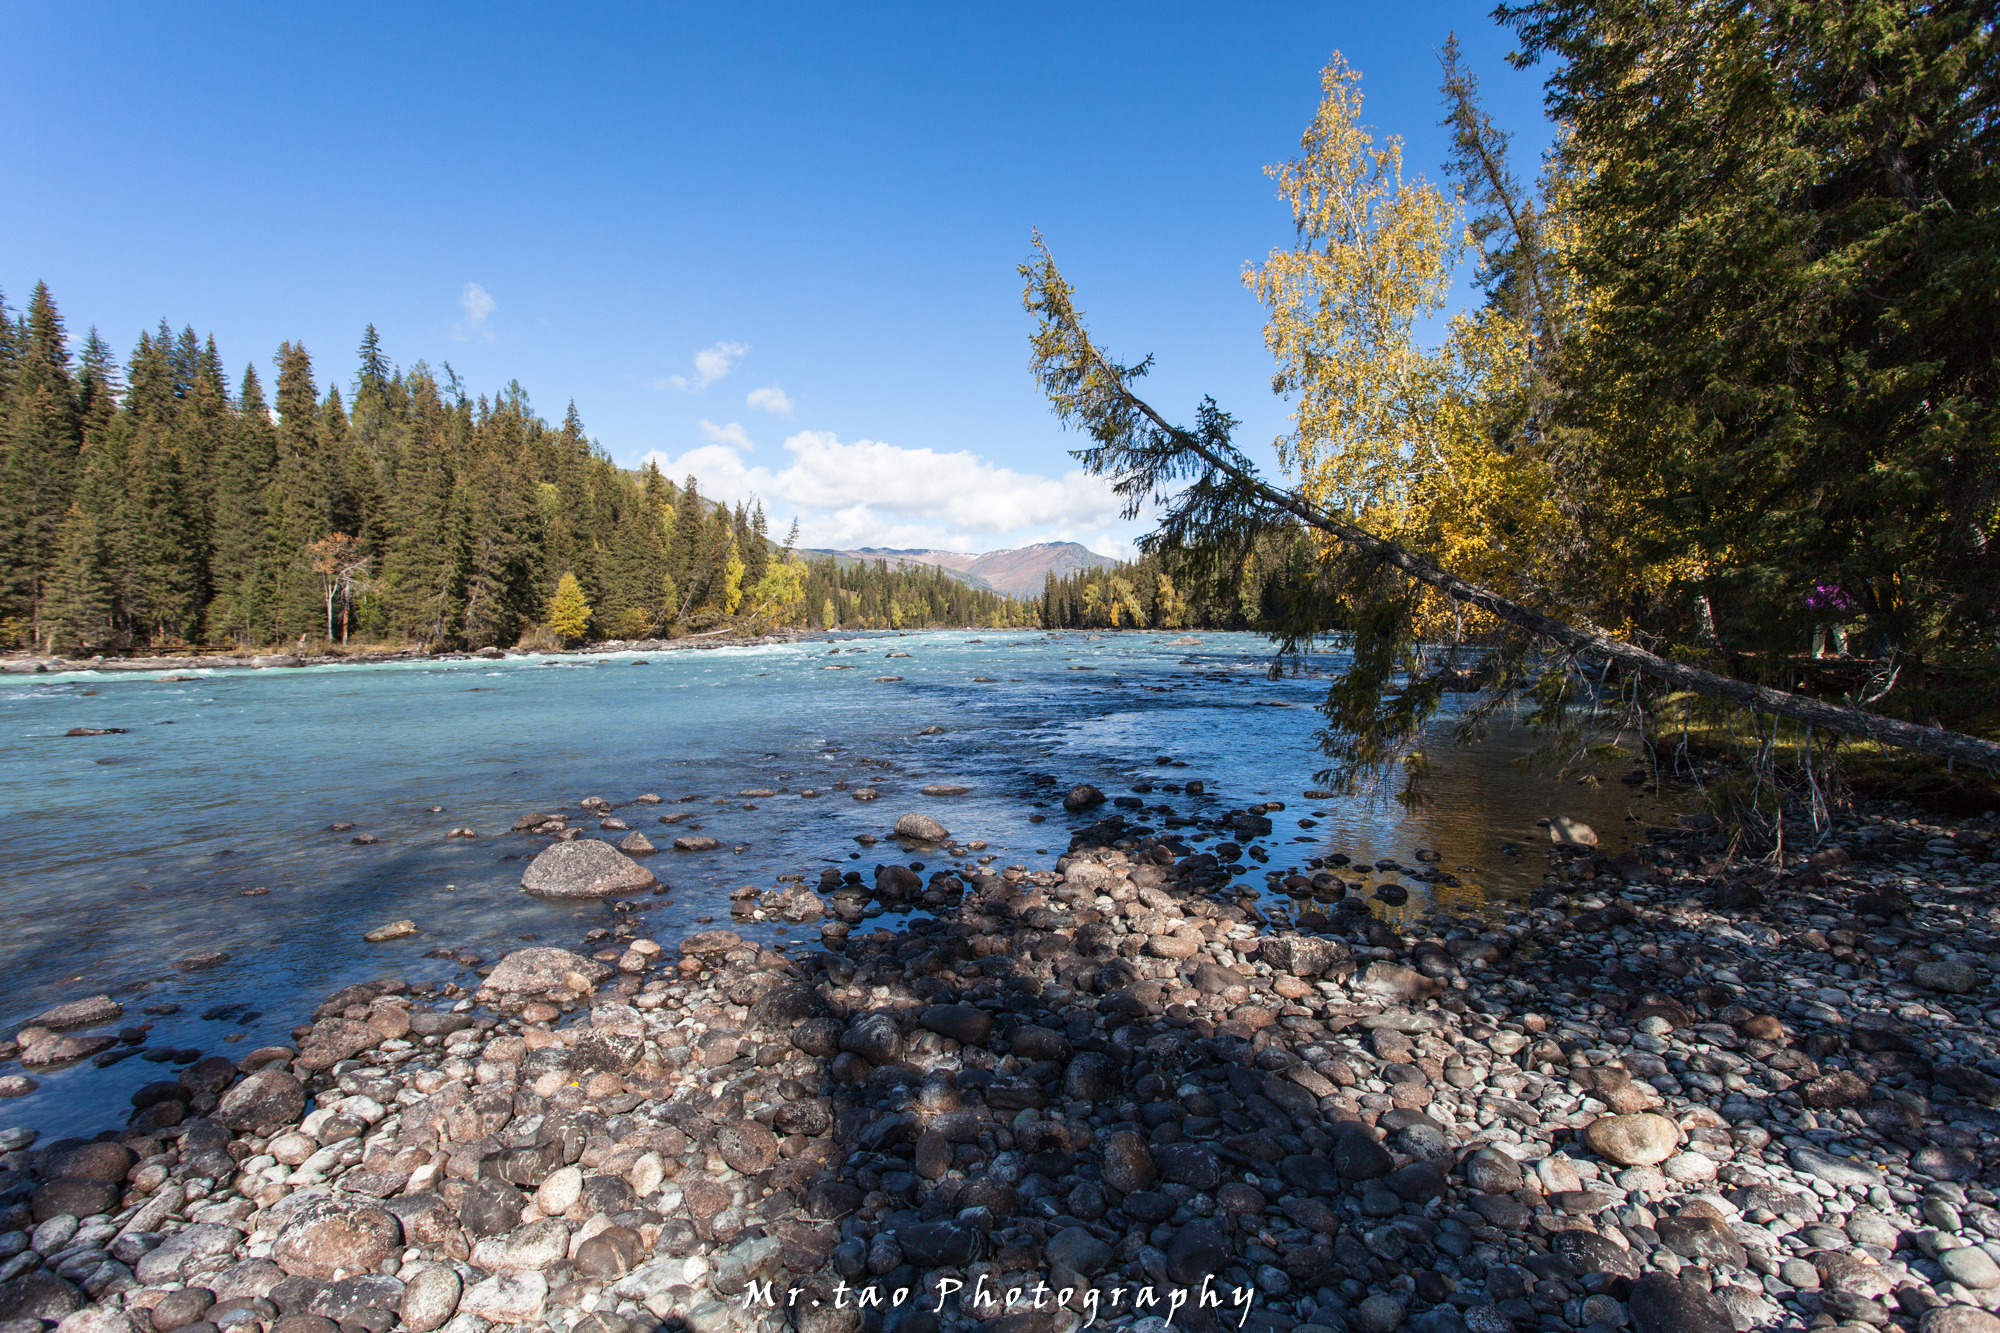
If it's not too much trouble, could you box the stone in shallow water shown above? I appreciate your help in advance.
[519,839,656,898]
[27,995,122,1030]
[895,813,952,840]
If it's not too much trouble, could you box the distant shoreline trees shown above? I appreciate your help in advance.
[0,295,1033,652]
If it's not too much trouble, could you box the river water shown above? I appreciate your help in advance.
[0,630,1673,1136]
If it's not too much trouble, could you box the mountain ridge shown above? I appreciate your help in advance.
[801,540,1116,598]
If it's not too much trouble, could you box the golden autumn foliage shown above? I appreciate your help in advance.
[1248,52,1693,646]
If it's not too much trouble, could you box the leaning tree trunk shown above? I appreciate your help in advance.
[1074,338,2000,772]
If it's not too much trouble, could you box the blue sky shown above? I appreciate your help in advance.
[2,3,1553,556]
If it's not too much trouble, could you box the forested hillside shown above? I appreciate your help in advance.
[0,290,1030,653]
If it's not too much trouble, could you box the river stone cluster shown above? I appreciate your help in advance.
[3,801,1999,1333]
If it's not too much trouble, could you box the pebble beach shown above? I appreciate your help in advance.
[3,773,1999,1333]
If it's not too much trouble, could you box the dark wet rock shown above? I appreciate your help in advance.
[48,1140,135,1181]
[919,1004,991,1045]
[457,1178,525,1238]
[0,1272,87,1322]
[1628,1273,1730,1333]
[1045,1225,1112,1277]
[1062,785,1105,812]
[1010,1025,1071,1062]
[1383,1160,1447,1202]
[1154,1143,1224,1190]
[1280,1153,1342,1192]
[841,1012,903,1064]
[897,1221,981,1267]
[750,983,832,1028]
[1551,1230,1641,1280]
[1063,1052,1119,1101]
[716,1122,780,1173]
[1915,960,1979,994]
[791,1017,844,1057]
[30,1177,120,1221]
[1166,1219,1228,1284]
[1330,1125,1394,1180]
[1100,1131,1156,1192]
[217,1067,306,1136]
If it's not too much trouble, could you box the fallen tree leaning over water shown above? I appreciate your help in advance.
[1020,238,2000,777]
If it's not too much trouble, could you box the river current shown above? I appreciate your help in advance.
[0,630,1672,1135]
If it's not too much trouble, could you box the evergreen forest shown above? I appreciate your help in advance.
[0,294,1033,654]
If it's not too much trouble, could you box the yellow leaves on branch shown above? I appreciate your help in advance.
[1249,53,1565,641]
[1250,55,1458,513]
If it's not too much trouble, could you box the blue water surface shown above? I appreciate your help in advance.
[0,630,1671,1136]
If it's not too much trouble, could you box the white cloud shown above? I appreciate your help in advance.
[639,429,1134,552]
[697,420,755,451]
[666,340,747,391]
[453,282,497,342]
[746,385,793,414]
[1089,533,1139,560]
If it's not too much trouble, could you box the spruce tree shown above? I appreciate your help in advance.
[0,283,82,646]
[208,365,275,644]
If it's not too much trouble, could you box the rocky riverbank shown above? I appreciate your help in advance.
[3,793,1999,1333]
[0,633,830,677]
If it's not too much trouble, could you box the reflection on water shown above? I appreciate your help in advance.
[0,632,1671,1134]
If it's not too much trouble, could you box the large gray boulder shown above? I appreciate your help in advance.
[485,948,613,995]
[893,813,949,843]
[520,840,657,898]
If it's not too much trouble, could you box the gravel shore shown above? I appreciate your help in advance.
[4,790,1999,1333]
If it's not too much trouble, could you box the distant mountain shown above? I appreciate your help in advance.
[804,541,1118,598]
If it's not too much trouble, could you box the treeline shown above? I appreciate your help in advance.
[0,288,1031,652]
[798,556,1035,632]
[1039,539,1316,631]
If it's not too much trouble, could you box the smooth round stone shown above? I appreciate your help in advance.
[1780,1256,1821,1288]
[1663,1152,1718,1183]
[1354,1294,1407,1333]
[1582,1114,1680,1167]
[1941,1247,2000,1291]
[1924,1308,2000,1333]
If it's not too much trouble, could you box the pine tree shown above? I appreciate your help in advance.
[743,500,770,587]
